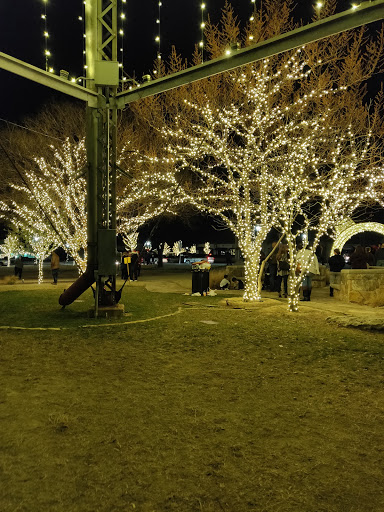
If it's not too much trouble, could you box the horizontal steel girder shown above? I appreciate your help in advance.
[116,0,384,108]
[0,51,99,107]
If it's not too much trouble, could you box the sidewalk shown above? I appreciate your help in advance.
[1,264,383,330]
[136,270,384,331]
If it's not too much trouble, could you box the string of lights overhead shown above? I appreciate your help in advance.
[119,0,127,83]
[41,0,52,73]
[35,0,368,86]
[77,2,86,84]
[200,3,207,61]
[153,0,162,76]
[248,0,256,43]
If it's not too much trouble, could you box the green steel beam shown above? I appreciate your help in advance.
[116,0,384,108]
[0,51,99,107]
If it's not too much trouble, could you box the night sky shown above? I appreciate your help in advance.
[0,0,353,123]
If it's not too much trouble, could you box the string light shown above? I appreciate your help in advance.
[0,139,89,273]
[155,0,162,67]
[332,221,384,253]
[248,0,256,41]
[41,0,51,71]
[79,2,86,85]
[119,0,127,84]
[199,2,207,61]
[157,42,384,308]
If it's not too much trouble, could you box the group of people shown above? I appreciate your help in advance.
[219,274,244,290]
[348,243,384,269]
[121,249,140,281]
[269,243,292,298]
[265,242,320,301]
[13,250,60,284]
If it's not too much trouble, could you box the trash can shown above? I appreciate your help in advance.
[192,267,210,294]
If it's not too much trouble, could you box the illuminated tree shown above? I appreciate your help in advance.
[163,242,171,256]
[24,229,56,284]
[152,1,384,308]
[1,232,25,266]
[0,138,88,272]
[121,231,139,251]
[172,240,184,257]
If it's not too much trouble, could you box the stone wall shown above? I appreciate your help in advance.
[334,268,384,307]
[312,265,328,287]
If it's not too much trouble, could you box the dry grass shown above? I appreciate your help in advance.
[0,286,383,511]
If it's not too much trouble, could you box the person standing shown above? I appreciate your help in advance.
[350,245,369,269]
[375,242,384,266]
[276,244,289,298]
[51,250,60,285]
[225,251,233,265]
[14,255,24,280]
[129,249,139,281]
[297,244,320,301]
[268,241,278,292]
[365,247,376,267]
[121,251,129,280]
[328,248,345,297]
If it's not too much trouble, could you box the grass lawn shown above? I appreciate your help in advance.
[0,285,383,511]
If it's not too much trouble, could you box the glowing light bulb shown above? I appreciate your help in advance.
[201,3,206,10]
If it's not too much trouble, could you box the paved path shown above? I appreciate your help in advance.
[1,264,383,330]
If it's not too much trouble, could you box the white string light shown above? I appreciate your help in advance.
[41,0,52,72]
[78,2,86,84]
[248,0,256,42]
[199,2,206,61]
[155,0,162,70]
[120,0,127,84]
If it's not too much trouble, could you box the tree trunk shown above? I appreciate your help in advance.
[157,243,164,268]
[287,271,300,312]
[243,255,261,301]
[257,233,285,296]
[38,257,44,284]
